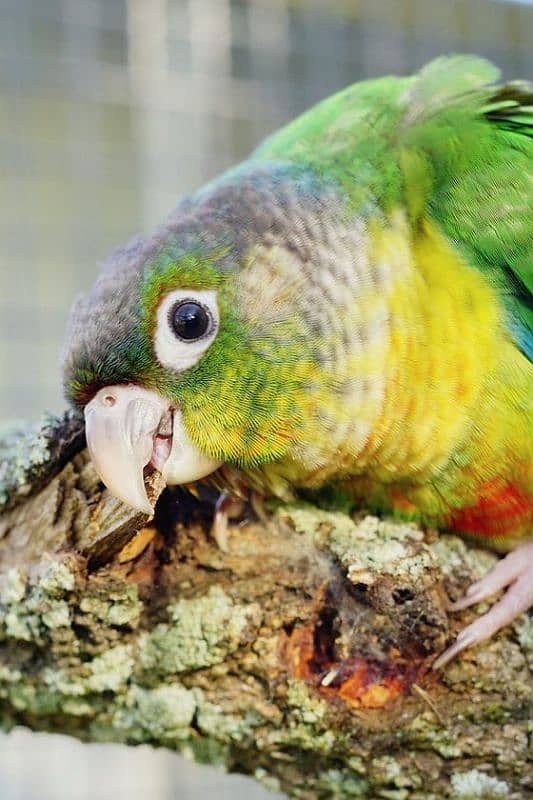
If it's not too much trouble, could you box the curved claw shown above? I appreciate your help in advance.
[432,628,478,670]
[450,545,531,611]
[433,542,533,670]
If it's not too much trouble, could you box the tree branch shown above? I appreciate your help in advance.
[0,415,531,799]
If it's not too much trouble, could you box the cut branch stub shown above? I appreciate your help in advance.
[0,450,165,570]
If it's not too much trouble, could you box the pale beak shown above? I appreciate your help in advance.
[84,384,221,514]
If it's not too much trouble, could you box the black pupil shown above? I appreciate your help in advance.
[171,301,210,341]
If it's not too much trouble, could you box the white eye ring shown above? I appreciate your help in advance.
[154,288,219,372]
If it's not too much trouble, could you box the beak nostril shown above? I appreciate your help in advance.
[85,385,220,509]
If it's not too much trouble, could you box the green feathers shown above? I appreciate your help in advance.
[402,57,533,360]
[63,53,532,545]
[254,54,533,360]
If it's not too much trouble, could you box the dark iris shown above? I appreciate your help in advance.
[170,301,211,341]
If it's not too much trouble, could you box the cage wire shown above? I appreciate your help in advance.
[0,0,531,798]
[0,0,531,420]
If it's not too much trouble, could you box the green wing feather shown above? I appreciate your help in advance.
[400,56,533,360]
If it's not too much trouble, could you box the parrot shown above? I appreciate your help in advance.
[62,55,532,669]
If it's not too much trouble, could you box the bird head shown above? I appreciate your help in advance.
[62,164,333,513]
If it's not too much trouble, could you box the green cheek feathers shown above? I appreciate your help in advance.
[176,316,320,467]
[135,242,330,468]
[140,248,231,341]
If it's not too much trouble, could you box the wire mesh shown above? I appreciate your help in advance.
[0,1,531,798]
[1,0,532,420]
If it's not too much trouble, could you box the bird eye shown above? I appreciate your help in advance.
[170,300,211,341]
[153,288,219,373]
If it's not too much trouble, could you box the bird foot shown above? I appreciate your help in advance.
[210,488,268,551]
[211,492,245,551]
[433,540,533,669]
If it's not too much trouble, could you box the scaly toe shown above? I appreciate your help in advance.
[432,627,478,670]
[434,546,533,670]
[450,542,533,611]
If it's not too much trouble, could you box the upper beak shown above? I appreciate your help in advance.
[84,384,221,514]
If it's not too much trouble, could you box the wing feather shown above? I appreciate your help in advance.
[402,57,533,360]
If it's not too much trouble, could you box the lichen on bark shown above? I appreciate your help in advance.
[0,416,531,799]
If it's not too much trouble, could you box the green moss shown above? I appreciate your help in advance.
[0,418,52,506]
[305,768,370,798]
[277,504,357,541]
[87,644,134,692]
[285,680,331,725]
[61,698,95,717]
[429,535,496,581]
[268,720,337,757]
[139,586,262,676]
[278,506,434,585]
[42,667,87,698]
[253,768,282,795]
[327,515,431,583]
[3,568,27,603]
[3,609,40,642]
[38,559,76,597]
[126,684,196,740]
[513,614,533,655]
[6,683,65,717]
[249,681,339,756]
[407,714,463,759]
[41,600,71,629]
[450,769,510,798]
[181,736,230,767]
[0,412,82,509]
[79,586,143,628]
[1,563,77,642]
[0,664,22,684]
[195,696,260,744]
[369,754,423,798]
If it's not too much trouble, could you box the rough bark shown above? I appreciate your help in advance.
[0,415,531,800]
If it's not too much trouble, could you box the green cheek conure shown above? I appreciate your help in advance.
[62,55,533,668]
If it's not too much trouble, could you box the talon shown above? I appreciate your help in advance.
[432,628,478,670]
[434,541,533,670]
[210,492,245,551]
[212,510,230,552]
[250,490,268,523]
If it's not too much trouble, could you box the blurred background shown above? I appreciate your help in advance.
[0,0,531,797]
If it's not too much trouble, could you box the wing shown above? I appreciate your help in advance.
[400,56,533,360]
